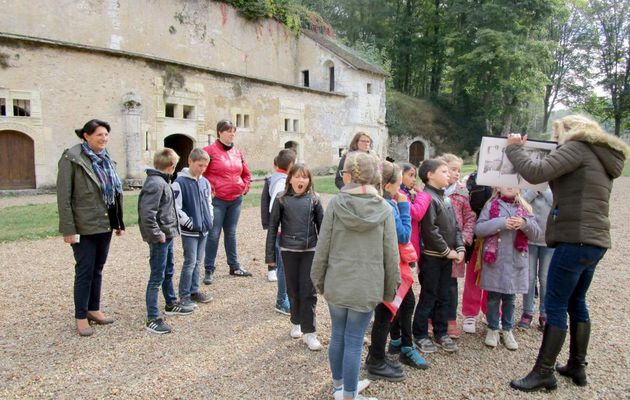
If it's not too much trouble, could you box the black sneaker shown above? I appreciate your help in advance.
[229,267,252,277]
[435,335,459,352]
[203,271,214,285]
[145,318,172,334]
[365,356,406,382]
[165,302,194,316]
[191,292,213,303]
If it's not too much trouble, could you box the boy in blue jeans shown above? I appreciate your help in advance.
[172,148,214,308]
[139,148,194,334]
[266,149,296,315]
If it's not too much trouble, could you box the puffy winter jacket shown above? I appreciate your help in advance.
[138,168,180,243]
[202,140,251,201]
[506,129,629,248]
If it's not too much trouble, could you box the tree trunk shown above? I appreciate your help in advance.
[543,84,552,133]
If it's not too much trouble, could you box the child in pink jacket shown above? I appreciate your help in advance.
[398,163,432,260]
[439,154,476,338]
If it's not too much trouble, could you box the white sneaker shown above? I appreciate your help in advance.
[463,317,476,334]
[267,269,278,282]
[290,324,302,339]
[332,380,371,400]
[303,332,323,351]
[501,330,519,350]
[484,329,499,347]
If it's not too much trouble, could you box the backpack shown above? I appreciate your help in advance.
[260,176,271,229]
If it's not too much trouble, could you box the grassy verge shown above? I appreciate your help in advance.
[623,162,630,177]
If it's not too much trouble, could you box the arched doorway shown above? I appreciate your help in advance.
[164,134,193,174]
[0,130,36,189]
[409,141,426,167]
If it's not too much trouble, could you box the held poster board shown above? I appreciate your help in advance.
[476,136,557,191]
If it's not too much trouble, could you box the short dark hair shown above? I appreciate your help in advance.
[216,119,236,134]
[418,158,447,184]
[74,119,110,139]
[276,149,296,170]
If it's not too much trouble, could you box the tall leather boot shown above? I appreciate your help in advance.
[510,325,567,392]
[556,320,590,386]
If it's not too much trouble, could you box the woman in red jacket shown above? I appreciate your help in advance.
[202,119,252,282]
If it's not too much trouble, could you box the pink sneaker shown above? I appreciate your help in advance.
[447,320,461,339]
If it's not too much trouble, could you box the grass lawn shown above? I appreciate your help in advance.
[0,177,339,243]
[623,162,630,177]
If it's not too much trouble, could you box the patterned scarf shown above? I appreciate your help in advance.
[399,184,415,202]
[81,141,122,206]
[483,196,529,264]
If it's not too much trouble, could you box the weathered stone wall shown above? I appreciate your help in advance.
[0,0,387,188]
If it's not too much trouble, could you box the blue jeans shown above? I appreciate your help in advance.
[179,235,207,298]
[72,231,112,319]
[545,242,606,329]
[205,196,243,273]
[328,303,373,399]
[487,291,516,331]
[522,244,554,317]
[275,235,288,308]
[146,238,178,320]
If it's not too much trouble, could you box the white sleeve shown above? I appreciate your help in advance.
[269,181,284,213]
[171,181,191,227]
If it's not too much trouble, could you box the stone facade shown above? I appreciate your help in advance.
[0,0,387,189]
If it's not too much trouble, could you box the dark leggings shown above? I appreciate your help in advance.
[281,251,317,333]
[72,231,112,319]
[370,303,394,360]
[390,287,416,347]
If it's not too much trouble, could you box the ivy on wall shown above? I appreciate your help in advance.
[216,0,332,35]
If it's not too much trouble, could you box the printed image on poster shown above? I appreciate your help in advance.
[476,136,557,190]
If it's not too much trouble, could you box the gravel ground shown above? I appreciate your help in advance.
[0,179,629,399]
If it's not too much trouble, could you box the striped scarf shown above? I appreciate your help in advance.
[81,142,122,206]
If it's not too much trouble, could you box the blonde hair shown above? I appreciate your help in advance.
[552,115,604,144]
[343,151,381,186]
[154,148,179,171]
[491,187,533,214]
[188,148,210,162]
[439,153,463,165]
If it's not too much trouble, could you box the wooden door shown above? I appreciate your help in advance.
[409,141,425,167]
[0,130,36,189]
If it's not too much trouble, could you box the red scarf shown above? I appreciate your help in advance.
[483,196,529,264]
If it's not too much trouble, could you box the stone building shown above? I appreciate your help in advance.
[0,0,387,189]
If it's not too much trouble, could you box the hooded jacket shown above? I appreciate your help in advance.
[138,168,180,243]
[310,185,401,313]
[172,168,213,237]
[506,129,629,248]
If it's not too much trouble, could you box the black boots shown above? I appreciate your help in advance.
[510,325,567,392]
[556,320,590,386]
[365,348,406,382]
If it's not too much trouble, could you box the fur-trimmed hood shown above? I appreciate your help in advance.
[561,129,629,179]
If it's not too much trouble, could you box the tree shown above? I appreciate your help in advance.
[540,2,593,132]
[587,0,630,136]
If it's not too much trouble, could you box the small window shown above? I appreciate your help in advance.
[293,119,299,132]
[329,66,335,92]
[145,131,150,151]
[165,103,176,118]
[236,114,243,128]
[183,105,194,119]
[284,118,290,131]
[243,114,250,129]
[0,98,6,116]
[338,147,345,158]
[13,99,31,117]
[302,70,310,87]
[367,83,372,94]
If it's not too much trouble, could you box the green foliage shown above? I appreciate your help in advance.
[218,0,331,34]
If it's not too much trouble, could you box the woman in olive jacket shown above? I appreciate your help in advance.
[57,119,125,337]
[506,115,629,392]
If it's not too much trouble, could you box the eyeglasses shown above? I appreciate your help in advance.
[358,139,371,144]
